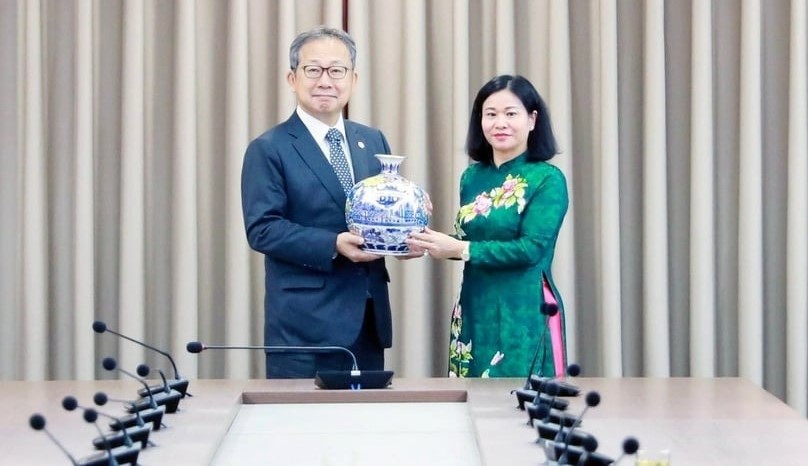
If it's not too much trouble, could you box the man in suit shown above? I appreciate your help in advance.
[241,26,393,378]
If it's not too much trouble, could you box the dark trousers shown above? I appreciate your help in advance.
[265,299,385,378]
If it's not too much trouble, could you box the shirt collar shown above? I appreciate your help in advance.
[296,106,347,143]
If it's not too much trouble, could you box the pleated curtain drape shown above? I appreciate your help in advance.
[0,0,805,416]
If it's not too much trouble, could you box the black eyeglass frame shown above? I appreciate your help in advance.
[299,65,352,80]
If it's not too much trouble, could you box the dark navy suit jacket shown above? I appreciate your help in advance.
[241,112,392,350]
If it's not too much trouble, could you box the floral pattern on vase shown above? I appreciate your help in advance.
[346,154,430,255]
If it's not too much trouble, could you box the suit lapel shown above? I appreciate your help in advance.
[286,113,346,207]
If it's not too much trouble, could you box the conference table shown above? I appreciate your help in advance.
[3,376,806,465]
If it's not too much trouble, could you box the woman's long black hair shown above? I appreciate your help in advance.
[465,74,558,164]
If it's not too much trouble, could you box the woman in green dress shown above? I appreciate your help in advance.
[408,75,569,378]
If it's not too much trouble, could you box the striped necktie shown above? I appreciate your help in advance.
[325,128,354,194]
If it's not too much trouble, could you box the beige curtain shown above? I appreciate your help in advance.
[0,0,805,416]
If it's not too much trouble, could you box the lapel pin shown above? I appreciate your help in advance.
[358,141,365,149]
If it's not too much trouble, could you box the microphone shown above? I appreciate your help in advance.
[574,435,599,466]
[549,443,613,466]
[558,391,601,464]
[92,320,190,398]
[94,391,166,432]
[29,414,78,465]
[531,404,597,465]
[62,396,153,450]
[530,363,581,397]
[612,437,641,464]
[29,413,140,466]
[532,392,570,411]
[530,405,579,428]
[81,408,142,466]
[101,357,182,414]
[526,386,579,428]
[81,409,118,466]
[536,302,559,377]
[512,303,559,408]
[536,422,593,447]
[186,341,395,390]
[529,378,571,414]
[527,382,576,426]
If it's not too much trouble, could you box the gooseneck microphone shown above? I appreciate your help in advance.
[29,414,78,465]
[102,358,157,410]
[574,435,599,466]
[186,341,394,390]
[558,391,601,464]
[530,363,581,397]
[62,396,153,450]
[511,303,559,409]
[536,302,560,377]
[528,303,559,380]
[536,422,592,447]
[550,443,613,466]
[101,358,183,413]
[186,341,359,372]
[611,437,641,464]
[81,409,120,466]
[528,382,579,427]
[94,391,166,432]
[29,413,141,466]
[92,321,190,398]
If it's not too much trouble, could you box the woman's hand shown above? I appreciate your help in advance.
[406,228,466,260]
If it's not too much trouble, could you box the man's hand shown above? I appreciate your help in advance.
[336,231,383,262]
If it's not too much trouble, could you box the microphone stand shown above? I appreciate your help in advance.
[93,321,191,398]
[186,341,394,390]
[558,391,600,464]
[511,303,558,409]
[81,409,120,466]
[101,358,182,414]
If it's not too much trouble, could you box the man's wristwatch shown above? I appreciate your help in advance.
[460,242,470,262]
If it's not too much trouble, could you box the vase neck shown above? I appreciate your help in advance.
[375,154,405,174]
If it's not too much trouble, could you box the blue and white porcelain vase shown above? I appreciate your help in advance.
[346,154,430,255]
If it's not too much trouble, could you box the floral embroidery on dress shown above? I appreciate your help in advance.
[448,300,473,378]
[480,351,505,378]
[454,174,528,237]
[448,298,506,378]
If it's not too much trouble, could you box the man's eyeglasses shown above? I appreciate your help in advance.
[300,65,351,80]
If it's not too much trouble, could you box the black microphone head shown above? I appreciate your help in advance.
[545,381,560,397]
[623,437,640,455]
[92,320,107,333]
[61,396,79,411]
[541,302,559,316]
[582,435,598,452]
[186,341,204,353]
[83,408,98,423]
[567,363,581,377]
[136,364,150,378]
[585,391,601,407]
[29,414,46,430]
[102,357,116,371]
[535,403,551,419]
[93,392,108,406]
